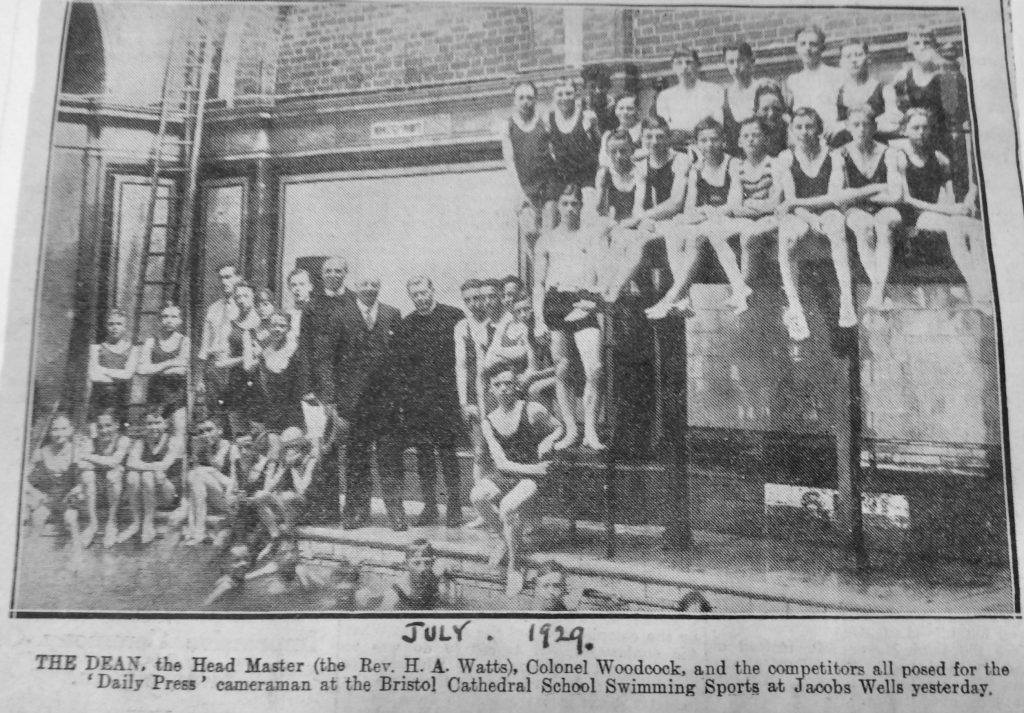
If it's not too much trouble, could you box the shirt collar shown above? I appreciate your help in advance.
[357,299,378,320]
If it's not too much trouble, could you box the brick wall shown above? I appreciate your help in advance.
[229,4,963,98]
[273,3,551,95]
[628,6,960,63]
[233,5,283,97]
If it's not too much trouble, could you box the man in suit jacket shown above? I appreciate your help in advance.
[394,276,465,527]
[340,273,407,531]
[294,256,353,524]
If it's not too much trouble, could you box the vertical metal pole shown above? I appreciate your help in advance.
[662,313,691,549]
[835,328,869,573]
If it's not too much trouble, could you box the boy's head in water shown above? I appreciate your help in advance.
[406,539,439,597]
[535,561,569,610]
[677,590,713,613]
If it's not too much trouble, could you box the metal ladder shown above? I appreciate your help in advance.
[130,14,217,343]
[126,13,219,433]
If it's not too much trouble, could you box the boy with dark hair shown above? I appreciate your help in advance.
[381,538,454,610]
[534,561,572,611]
[655,48,725,148]
[124,405,185,544]
[455,279,494,512]
[786,25,843,143]
[722,41,763,147]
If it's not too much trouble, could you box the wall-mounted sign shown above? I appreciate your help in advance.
[370,114,453,144]
[371,118,425,141]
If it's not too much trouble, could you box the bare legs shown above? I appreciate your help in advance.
[79,469,98,547]
[550,327,604,451]
[550,331,579,449]
[602,225,663,305]
[705,218,754,314]
[470,479,507,566]
[916,212,992,311]
[119,471,141,543]
[848,207,900,310]
[499,480,538,595]
[471,478,539,595]
[185,467,231,544]
[646,217,707,319]
[103,468,123,547]
[122,470,174,544]
[778,209,855,340]
[738,216,779,293]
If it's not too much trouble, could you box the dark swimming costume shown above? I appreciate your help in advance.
[543,289,600,333]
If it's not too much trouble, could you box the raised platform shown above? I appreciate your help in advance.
[296,497,1013,615]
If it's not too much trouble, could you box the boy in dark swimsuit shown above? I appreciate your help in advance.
[473,368,563,595]
[380,539,455,610]
[534,561,572,611]
[123,406,185,544]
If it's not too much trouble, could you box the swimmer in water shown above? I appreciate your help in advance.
[380,539,455,610]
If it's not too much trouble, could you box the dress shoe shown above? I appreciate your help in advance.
[445,507,463,529]
[413,508,440,527]
[388,509,408,532]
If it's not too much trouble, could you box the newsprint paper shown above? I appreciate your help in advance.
[1,0,1023,710]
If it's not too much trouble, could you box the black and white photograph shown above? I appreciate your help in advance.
[3,0,1018,620]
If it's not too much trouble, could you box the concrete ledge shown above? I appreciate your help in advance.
[296,501,1012,615]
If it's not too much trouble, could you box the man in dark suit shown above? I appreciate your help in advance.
[339,273,407,531]
[395,276,465,527]
[294,256,353,524]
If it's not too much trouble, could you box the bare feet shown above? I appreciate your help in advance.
[167,507,187,527]
[80,523,98,549]
[670,297,695,318]
[103,525,118,549]
[505,569,525,597]
[783,306,811,342]
[725,285,752,316]
[583,432,607,451]
[140,524,157,545]
[488,541,509,569]
[115,523,139,544]
[462,516,488,530]
[864,292,893,312]
[211,529,231,549]
[838,301,858,328]
[554,430,580,451]
[645,301,674,321]
[183,531,207,546]
[203,575,237,607]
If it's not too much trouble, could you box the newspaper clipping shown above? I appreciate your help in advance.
[0,0,1022,710]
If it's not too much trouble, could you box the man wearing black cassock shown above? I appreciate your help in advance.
[395,276,466,527]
